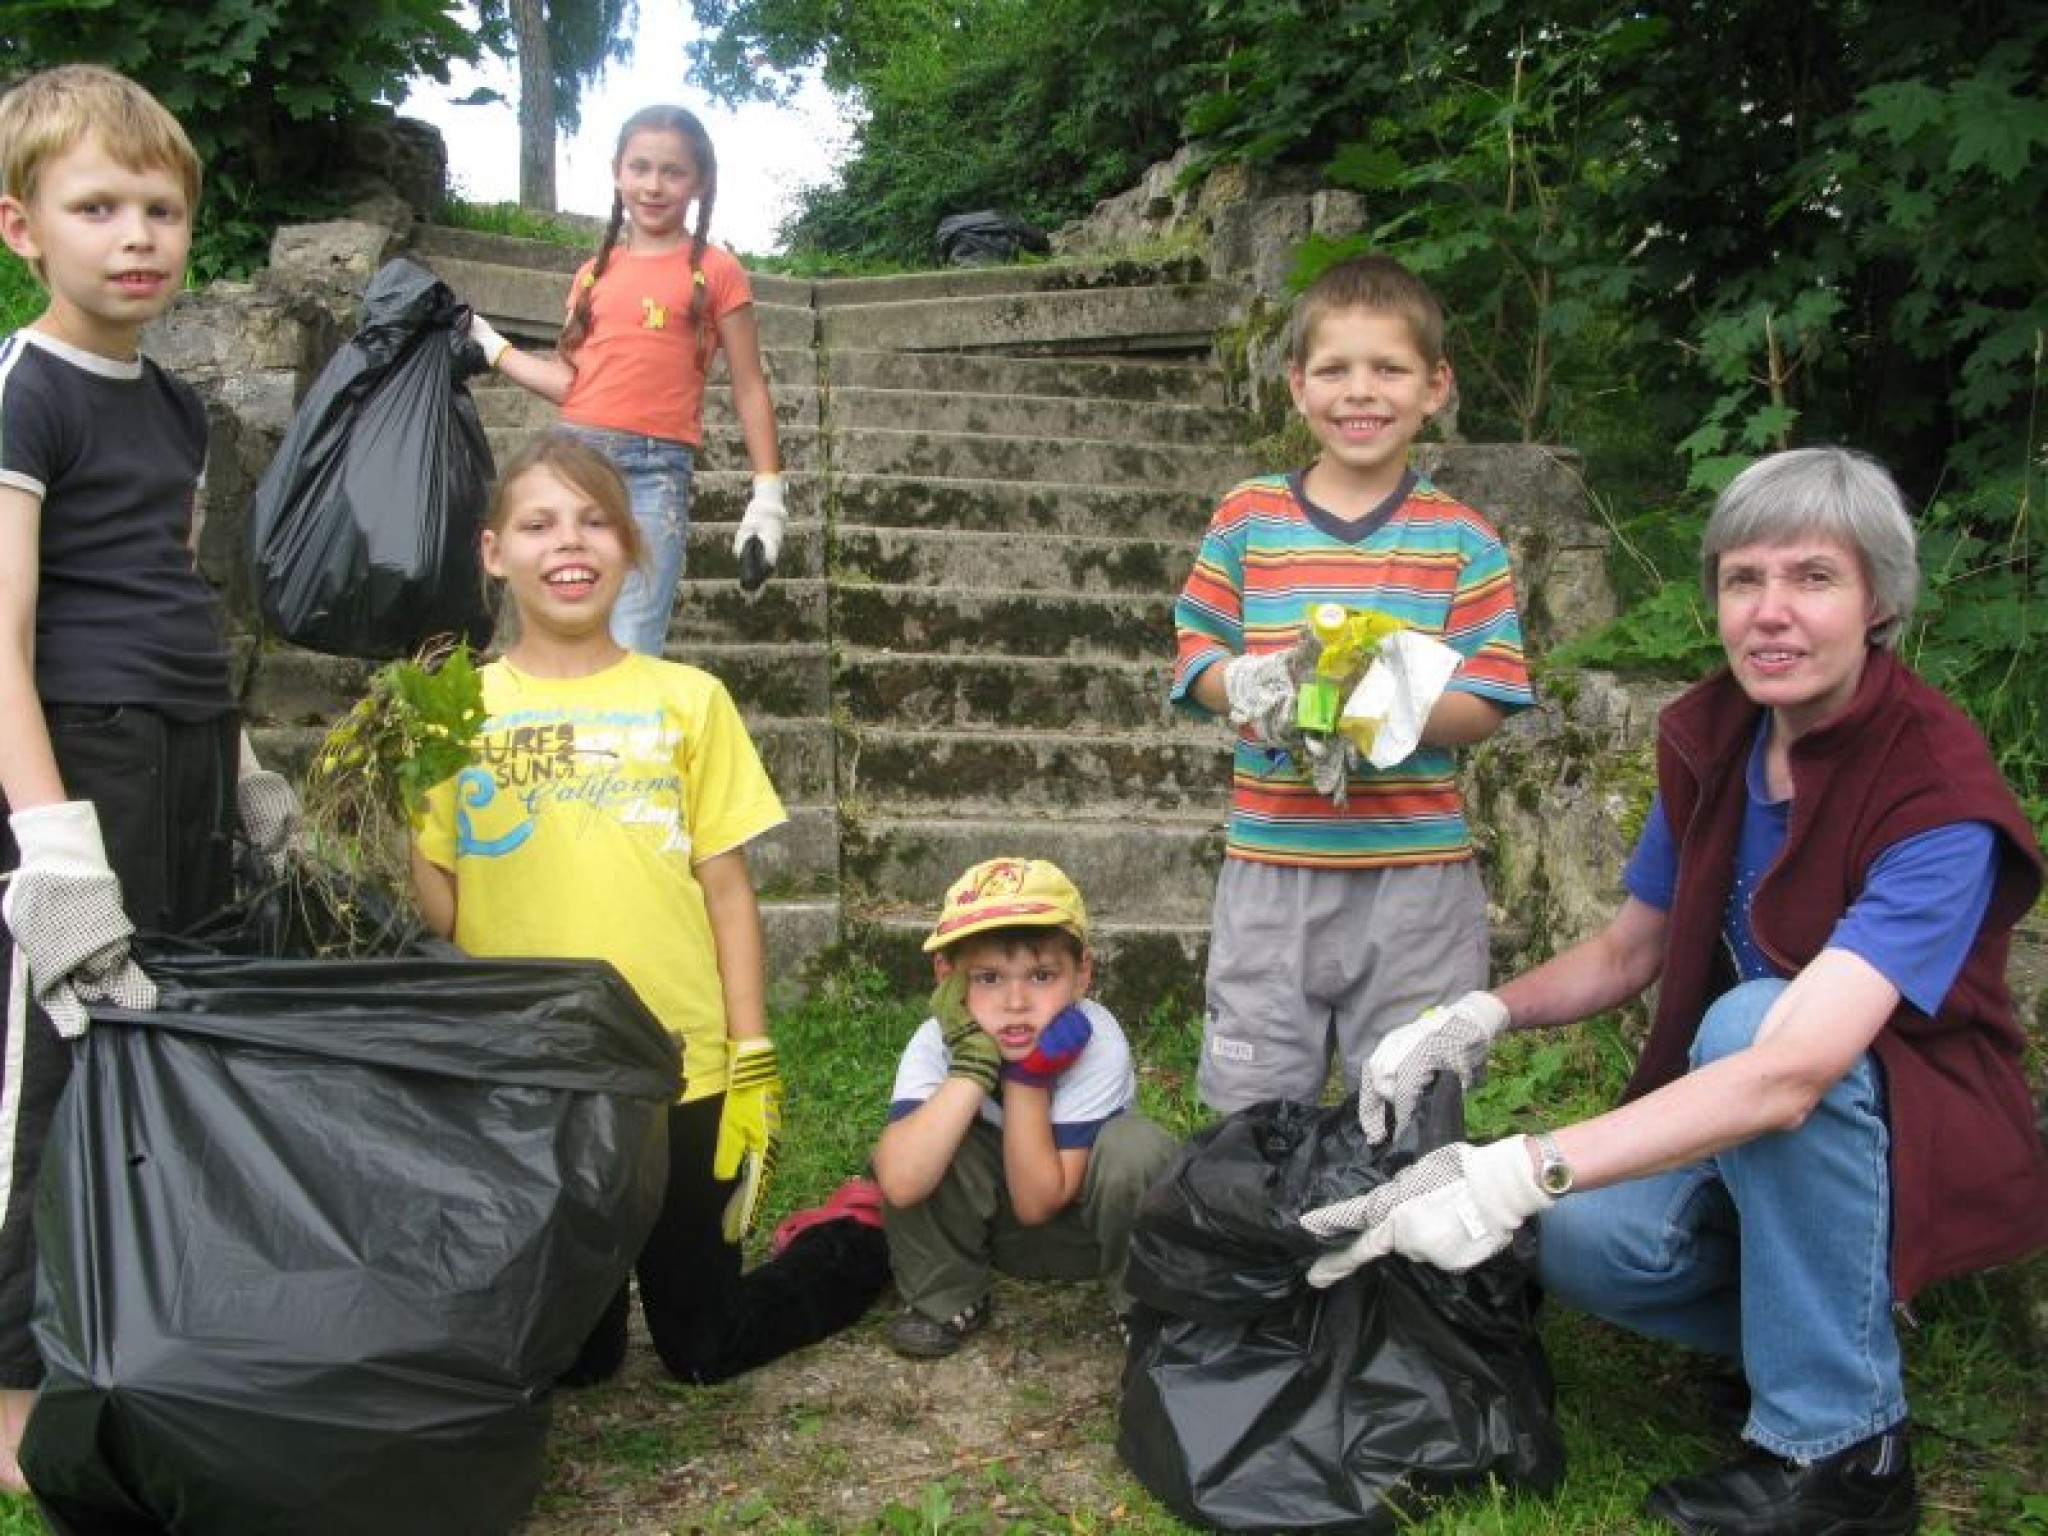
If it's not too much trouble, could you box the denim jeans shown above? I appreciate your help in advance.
[1535,978,1907,1460]
[562,425,694,656]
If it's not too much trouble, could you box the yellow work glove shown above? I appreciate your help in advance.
[714,1037,783,1243]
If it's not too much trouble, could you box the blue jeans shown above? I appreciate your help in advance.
[562,425,694,656]
[1535,979,1906,1460]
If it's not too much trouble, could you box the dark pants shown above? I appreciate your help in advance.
[0,705,237,1386]
[564,1095,890,1386]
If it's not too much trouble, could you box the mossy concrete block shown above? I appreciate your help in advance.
[830,475,1215,541]
[832,528,1189,595]
[834,654,1184,733]
[825,586,1172,661]
[848,728,1227,816]
[828,425,1251,491]
[828,348,1231,407]
[827,386,1247,448]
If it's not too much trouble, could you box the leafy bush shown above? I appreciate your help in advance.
[3,1,489,279]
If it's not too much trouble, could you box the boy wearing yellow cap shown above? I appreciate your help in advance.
[873,857,1177,1359]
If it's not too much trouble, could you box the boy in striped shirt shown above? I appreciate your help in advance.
[1170,254,1534,1112]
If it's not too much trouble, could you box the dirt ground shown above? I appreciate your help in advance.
[525,1275,1138,1533]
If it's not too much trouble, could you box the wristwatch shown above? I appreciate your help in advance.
[1531,1131,1574,1196]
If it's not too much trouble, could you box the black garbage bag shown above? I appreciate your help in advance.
[21,936,681,1536]
[934,209,1052,266]
[249,256,496,659]
[1117,1082,1564,1533]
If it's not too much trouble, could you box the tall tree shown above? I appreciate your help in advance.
[478,0,639,210]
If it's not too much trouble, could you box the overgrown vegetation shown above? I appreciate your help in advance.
[2,1,490,279]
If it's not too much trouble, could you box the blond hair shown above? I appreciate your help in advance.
[0,64,201,210]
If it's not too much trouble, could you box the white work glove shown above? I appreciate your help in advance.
[1359,990,1510,1144]
[236,738,303,881]
[3,802,157,1038]
[466,312,511,369]
[1222,648,1301,749]
[1300,1136,1551,1285]
[733,474,787,595]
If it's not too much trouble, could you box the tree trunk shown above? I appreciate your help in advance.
[513,0,557,211]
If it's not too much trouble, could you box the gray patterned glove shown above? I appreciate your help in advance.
[1300,1137,1551,1284]
[1360,991,1510,1144]
[4,802,156,1038]
[1222,647,1303,750]
[237,768,303,880]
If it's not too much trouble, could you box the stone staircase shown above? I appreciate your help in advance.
[241,223,1612,1019]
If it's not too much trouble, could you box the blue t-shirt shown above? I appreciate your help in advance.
[1623,719,1996,1014]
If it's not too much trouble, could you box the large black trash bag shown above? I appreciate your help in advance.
[934,209,1051,266]
[20,925,681,1536]
[250,256,496,658]
[1117,1081,1564,1534]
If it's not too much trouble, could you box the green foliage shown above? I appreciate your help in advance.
[439,198,594,248]
[0,253,40,333]
[471,0,634,138]
[692,0,1193,264]
[300,640,487,901]
[3,0,487,278]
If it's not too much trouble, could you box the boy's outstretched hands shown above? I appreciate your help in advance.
[1300,1136,1551,1285]
[1359,990,1510,1143]
[1001,1004,1092,1088]
[934,970,1001,1095]
[3,801,157,1037]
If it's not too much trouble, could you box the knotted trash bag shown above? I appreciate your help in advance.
[934,209,1051,266]
[21,929,680,1536]
[1117,1080,1564,1533]
[250,256,496,658]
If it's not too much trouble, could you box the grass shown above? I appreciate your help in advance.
[1,258,43,335]
[0,967,2038,1531]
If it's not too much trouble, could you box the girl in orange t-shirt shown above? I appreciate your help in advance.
[467,105,785,654]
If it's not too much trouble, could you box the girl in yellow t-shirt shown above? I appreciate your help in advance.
[465,105,787,654]
[412,431,886,1384]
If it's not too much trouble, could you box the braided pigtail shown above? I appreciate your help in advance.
[686,188,718,374]
[558,193,625,356]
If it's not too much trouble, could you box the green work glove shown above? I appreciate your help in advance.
[714,1038,783,1243]
[933,970,1000,1095]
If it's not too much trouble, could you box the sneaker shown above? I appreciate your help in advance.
[1644,1426,1917,1535]
[771,1175,884,1257]
[887,1294,991,1359]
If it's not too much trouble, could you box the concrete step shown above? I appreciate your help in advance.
[409,224,814,309]
[680,641,832,717]
[829,473,1216,540]
[845,814,1222,926]
[826,385,1248,448]
[832,526,1193,595]
[816,282,1245,356]
[834,652,1186,733]
[812,260,1209,307]
[828,426,1252,489]
[484,421,824,473]
[760,897,843,999]
[748,803,840,896]
[827,347,1232,407]
[421,252,816,352]
[677,580,1170,660]
[470,372,823,432]
[847,727,1228,816]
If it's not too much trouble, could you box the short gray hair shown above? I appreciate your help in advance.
[1700,447,1920,650]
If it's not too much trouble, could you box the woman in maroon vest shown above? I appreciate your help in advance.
[1298,446,2045,1535]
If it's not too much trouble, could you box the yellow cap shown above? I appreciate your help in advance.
[922,857,1090,952]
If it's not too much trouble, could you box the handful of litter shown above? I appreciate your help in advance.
[1284,603,1464,807]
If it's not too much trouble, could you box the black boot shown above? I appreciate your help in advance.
[1644,1426,1917,1535]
